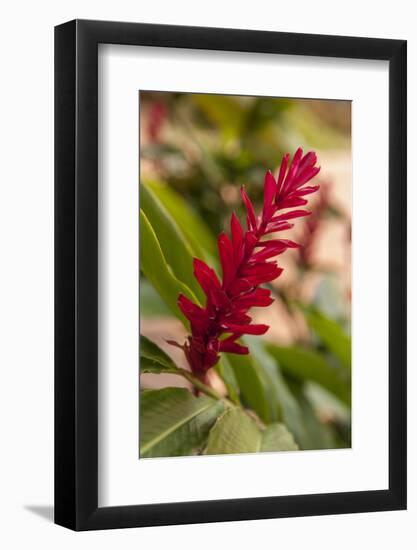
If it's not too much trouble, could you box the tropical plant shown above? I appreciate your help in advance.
[140,147,351,458]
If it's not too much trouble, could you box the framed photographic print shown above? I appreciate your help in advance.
[55,19,407,530]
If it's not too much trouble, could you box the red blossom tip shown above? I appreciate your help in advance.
[219,339,249,355]
[262,171,278,223]
[193,257,221,297]
[240,186,257,231]
[222,322,269,336]
[218,232,236,289]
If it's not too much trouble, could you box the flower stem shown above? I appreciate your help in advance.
[174,367,229,402]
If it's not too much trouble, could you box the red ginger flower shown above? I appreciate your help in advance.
[173,148,320,380]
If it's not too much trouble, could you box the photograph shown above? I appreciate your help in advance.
[0,3,410,544]
[139,91,352,458]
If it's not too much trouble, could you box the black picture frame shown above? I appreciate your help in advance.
[55,19,407,531]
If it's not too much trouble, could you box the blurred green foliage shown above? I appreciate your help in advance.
[141,92,350,236]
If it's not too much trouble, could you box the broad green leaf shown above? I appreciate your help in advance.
[266,344,351,406]
[305,382,351,424]
[303,383,351,449]
[243,337,282,423]
[139,334,178,374]
[305,308,351,372]
[140,182,203,302]
[214,356,241,405]
[140,209,199,325]
[242,339,340,450]
[144,180,217,262]
[246,338,312,448]
[140,277,170,317]
[140,388,224,458]
[226,352,271,424]
[204,408,260,455]
[204,409,298,455]
[268,367,313,449]
[296,391,339,450]
[240,336,316,448]
[261,423,298,452]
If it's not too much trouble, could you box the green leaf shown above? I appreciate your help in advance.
[140,182,204,302]
[243,337,282,423]
[252,341,343,450]
[305,382,350,423]
[140,277,170,317]
[140,388,224,458]
[204,408,260,455]
[140,209,199,325]
[266,344,351,406]
[305,308,351,371]
[226,352,272,424]
[204,409,298,455]
[139,334,178,374]
[214,356,241,405]
[144,180,217,262]
[239,336,316,448]
[261,423,299,452]
[296,391,338,450]
[246,338,312,447]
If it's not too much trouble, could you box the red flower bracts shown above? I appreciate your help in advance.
[173,148,320,379]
